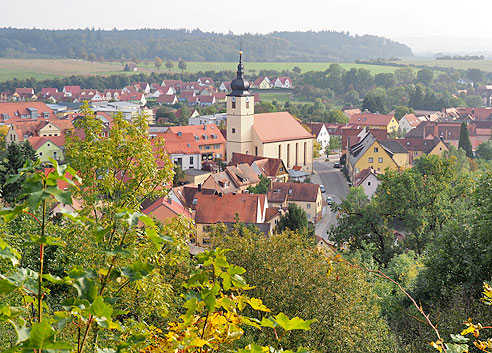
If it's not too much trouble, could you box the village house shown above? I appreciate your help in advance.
[157,94,178,105]
[354,167,380,199]
[141,196,192,225]
[348,112,399,133]
[0,102,56,125]
[225,54,313,173]
[304,122,330,151]
[228,152,288,182]
[399,113,426,134]
[267,182,323,223]
[271,77,292,89]
[197,95,216,106]
[155,131,202,170]
[398,137,449,164]
[168,124,226,161]
[198,77,215,86]
[124,63,137,72]
[118,92,147,105]
[347,131,409,181]
[28,135,65,163]
[63,86,81,97]
[219,81,231,92]
[201,163,260,194]
[193,193,271,246]
[189,113,227,126]
[251,76,272,89]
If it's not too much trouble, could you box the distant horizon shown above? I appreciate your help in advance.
[1,0,492,55]
[2,26,492,56]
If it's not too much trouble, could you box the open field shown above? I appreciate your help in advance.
[0,58,399,82]
[259,92,311,105]
[396,60,492,72]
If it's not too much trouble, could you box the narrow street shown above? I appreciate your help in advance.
[311,155,350,240]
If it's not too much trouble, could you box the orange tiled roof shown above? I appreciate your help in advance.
[349,113,395,127]
[195,193,262,224]
[253,112,312,143]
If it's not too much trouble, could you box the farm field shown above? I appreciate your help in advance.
[0,58,399,82]
[259,92,312,105]
[396,59,492,72]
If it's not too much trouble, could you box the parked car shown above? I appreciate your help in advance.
[334,162,340,168]
[326,196,333,205]
[320,185,325,193]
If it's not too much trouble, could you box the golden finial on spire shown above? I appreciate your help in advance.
[240,50,243,55]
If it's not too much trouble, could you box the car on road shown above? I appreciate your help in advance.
[320,185,325,193]
[334,162,340,168]
[326,196,333,205]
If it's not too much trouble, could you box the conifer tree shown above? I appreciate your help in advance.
[458,121,473,158]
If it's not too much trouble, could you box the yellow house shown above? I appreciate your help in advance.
[399,137,449,164]
[28,136,65,163]
[347,132,409,182]
[252,76,273,89]
[267,182,323,223]
[349,113,399,133]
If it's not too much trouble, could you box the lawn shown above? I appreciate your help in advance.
[396,60,492,72]
[0,58,400,82]
[259,92,311,104]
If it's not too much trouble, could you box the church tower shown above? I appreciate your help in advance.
[226,51,255,162]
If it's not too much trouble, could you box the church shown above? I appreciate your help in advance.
[226,52,313,173]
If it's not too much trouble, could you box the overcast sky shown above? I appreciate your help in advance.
[1,0,491,53]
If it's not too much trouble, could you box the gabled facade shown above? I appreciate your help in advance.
[349,113,399,133]
[305,122,330,150]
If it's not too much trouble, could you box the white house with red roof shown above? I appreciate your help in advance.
[219,81,231,92]
[62,86,81,97]
[399,113,427,134]
[198,77,215,86]
[157,94,178,105]
[154,131,202,170]
[272,77,292,89]
[354,167,380,199]
[251,76,272,89]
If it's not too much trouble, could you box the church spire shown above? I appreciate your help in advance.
[230,50,250,96]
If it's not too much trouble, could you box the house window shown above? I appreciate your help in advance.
[377,168,381,171]
[368,181,371,186]
[368,157,373,163]
[307,214,311,219]
[255,146,258,156]
[307,204,311,209]
[204,145,211,150]
[47,143,51,147]
[53,151,57,159]
[232,101,236,109]
[232,128,236,134]
[374,147,379,152]
[190,156,194,165]
[214,144,220,149]
[355,168,360,174]
[39,152,43,156]
[378,157,383,163]
[246,101,250,109]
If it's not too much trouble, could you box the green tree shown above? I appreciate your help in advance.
[276,203,310,236]
[154,56,163,70]
[292,66,302,74]
[247,175,270,194]
[0,140,38,203]
[172,164,184,186]
[344,89,360,106]
[417,68,434,85]
[476,140,492,160]
[326,135,341,154]
[394,105,414,120]
[165,59,174,72]
[458,121,473,158]
[327,110,349,123]
[464,95,485,108]
[362,94,385,113]
[395,67,416,85]
[178,59,187,73]
[211,229,400,353]
[375,72,396,89]
[313,139,322,158]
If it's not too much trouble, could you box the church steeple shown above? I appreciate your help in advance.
[229,51,250,96]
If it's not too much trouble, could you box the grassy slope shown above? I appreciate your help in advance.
[0,58,398,82]
[396,59,492,72]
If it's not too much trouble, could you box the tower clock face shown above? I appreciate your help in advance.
[231,97,236,102]
[245,97,250,102]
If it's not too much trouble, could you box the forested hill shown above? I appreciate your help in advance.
[0,28,412,62]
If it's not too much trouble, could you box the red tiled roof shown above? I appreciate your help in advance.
[195,193,262,224]
[401,113,422,128]
[0,102,56,122]
[142,196,192,222]
[349,113,395,126]
[63,86,81,94]
[159,132,200,155]
[119,92,144,101]
[157,94,177,104]
[197,95,215,103]
[354,167,377,187]
[15,88,35,95]
[28,135,65,149]
[168,124,226,146]
[268,182,320,203]
[40,88,58,96]
[253,112,312,143]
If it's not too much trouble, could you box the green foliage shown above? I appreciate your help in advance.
[458,122,474,158]
[394,105,414,120]
[417,69,434,85]
[212,229,400,353]
[362,93,386,113]
[0,141,38,204]
[476,140,492,161]
[326,136,341,154]
[276,203,311,236]
[247,175,270,194]
[327,109,349,123]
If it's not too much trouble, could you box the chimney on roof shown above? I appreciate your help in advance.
[198,183,202,192]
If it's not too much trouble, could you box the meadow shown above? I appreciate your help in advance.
[396,59,492,72]
[0,58,398,82]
